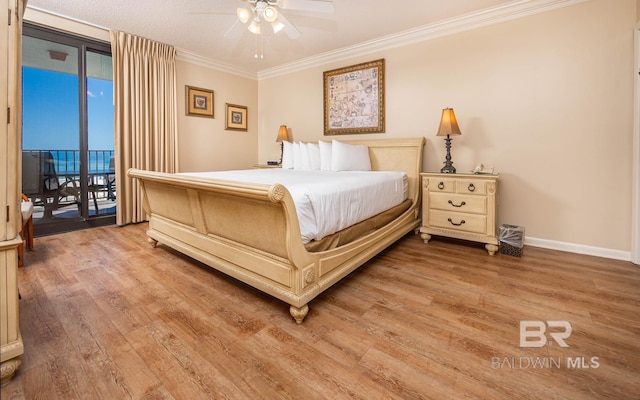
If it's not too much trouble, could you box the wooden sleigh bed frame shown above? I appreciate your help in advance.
[127,137,425,323]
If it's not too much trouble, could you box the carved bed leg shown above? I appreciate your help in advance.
[1,357,22,385]
[148,237,158,248]
[289,304,309,324]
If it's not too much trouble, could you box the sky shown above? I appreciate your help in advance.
[22,67,114,151]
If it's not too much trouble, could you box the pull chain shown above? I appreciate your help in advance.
[254,35,264,59]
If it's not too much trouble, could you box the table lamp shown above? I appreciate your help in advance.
[276,125,289,164]
[436,108,462,173]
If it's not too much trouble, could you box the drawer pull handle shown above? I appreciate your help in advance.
[448,218,466,226]
[438,182,445,190]
[448,200,466,208]
[468,183,476,192]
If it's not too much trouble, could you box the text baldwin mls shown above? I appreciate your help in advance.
[491,321,600,369]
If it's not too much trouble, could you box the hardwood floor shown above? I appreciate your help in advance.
[2,223,639,399]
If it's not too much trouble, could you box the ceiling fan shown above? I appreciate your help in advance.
[227,0,334,40]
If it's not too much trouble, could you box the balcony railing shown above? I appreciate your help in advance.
[24,149,115,174]
[22,149,116,219]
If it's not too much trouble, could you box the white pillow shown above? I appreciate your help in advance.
[281,141,293,169]
[298,143,311,170]
[331,140,371,171]
[319,141,332,171]
[306,143,321,170]
[292,142,303,170]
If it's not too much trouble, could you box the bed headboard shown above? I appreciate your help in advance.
[342,137,425,204]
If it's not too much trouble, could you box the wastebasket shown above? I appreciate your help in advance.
[499,224,524,257]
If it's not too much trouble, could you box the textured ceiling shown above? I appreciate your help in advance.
[25,0,536,76]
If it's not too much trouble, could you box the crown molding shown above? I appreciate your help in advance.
[176,49,258,80]
[257,0,590,80]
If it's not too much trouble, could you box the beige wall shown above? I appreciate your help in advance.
[259,0,635,252]
[176,60,258,172]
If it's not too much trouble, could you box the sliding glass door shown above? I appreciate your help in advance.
[22,24,114,236]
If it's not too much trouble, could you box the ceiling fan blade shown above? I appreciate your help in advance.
[278,0,334,14]
[224,19,245,39]
[277,13,302,39]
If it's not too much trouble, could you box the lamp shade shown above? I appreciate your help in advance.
[248,19,261,35]
[276,125,289,142]
[436,108,462,137]
[263,5,278,22]
[236,7,251,24]
[271,20,285,33]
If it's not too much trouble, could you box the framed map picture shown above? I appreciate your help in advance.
[185,85,214,118]
[323,59,385,135]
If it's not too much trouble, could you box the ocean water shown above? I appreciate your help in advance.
[35,150,115,173]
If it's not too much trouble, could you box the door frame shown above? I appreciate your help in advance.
[632,25,640,264]
[22,23,115,236]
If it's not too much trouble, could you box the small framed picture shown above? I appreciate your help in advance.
[185,85,214,118]
[225,103,248,131]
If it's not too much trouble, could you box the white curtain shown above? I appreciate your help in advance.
[110,31,178,225]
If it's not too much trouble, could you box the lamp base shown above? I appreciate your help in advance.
[440,135,456,174]
[440,164,456,174]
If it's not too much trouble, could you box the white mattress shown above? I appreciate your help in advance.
[181,169,408,243]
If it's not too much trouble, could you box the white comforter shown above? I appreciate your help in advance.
[181,169,408,243]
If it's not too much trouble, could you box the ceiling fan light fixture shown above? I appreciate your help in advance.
[236,7,251,23]
[271,20,285,33]
[248,19,262,35]
[263,5,278,22]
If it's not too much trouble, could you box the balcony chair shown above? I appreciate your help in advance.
[22,151,80,219]
[107,155,116,201]
[87,155,115,214]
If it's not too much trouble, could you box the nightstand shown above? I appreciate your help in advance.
[420,172,499,255]
[253,164,281,169]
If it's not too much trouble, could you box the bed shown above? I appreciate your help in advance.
[127,137,425,323]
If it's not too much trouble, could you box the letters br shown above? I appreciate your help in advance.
[520,320,572,348]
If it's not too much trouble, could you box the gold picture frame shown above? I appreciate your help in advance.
[225,103,248,131]
[185,85,214,118]
[323,59,385,135]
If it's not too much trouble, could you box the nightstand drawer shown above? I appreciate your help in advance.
[426,178,455,193]
[456,180,486,195]
[429,192,487,214]
[428,210,487,234]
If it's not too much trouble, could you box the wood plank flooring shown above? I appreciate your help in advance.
[2,223,639,399]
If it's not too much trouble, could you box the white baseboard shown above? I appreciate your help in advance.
[524,237,632,262]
